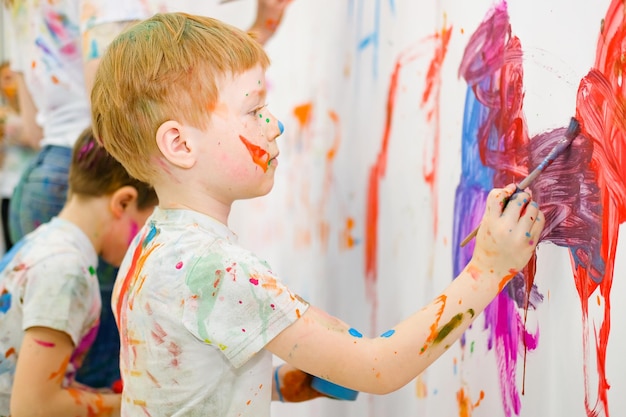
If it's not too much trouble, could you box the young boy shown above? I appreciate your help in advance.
[0,127,157,417]
[90,13,544,416]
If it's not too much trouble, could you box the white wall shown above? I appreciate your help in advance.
[226,0,626,416]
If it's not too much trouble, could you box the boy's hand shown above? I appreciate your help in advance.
[471,184,544,279]
[275,364,327,402]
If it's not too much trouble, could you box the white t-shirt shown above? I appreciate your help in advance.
[113,208,309,417]
[6,0,91,149]
[0,217,101,415]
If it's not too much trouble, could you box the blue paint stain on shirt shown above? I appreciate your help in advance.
[0,291,11,313]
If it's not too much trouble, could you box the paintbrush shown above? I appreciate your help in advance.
[459,117,581,247]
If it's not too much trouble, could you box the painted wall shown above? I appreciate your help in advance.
[225,0,626,416]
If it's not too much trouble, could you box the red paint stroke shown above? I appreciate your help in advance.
[34,339,55,348]
[569,0,626,414]
[421,25,452,236]
[239,135,270,172]
[365,26,453,310]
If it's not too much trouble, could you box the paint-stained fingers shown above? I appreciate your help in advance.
[527,203,545,242]
[500,190,532,222]
[485,184,518,218]
[516,200,540,235]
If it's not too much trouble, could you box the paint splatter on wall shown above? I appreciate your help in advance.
[226,1,626,416]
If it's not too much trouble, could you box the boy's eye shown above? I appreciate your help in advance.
[250,104,268,116]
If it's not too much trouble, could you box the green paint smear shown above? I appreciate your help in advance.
[433,309,475,344]
[185,254,226,342]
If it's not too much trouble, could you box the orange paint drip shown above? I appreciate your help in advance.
[239,135,270,172]
[456,387,485,417]
[293,102,313,127]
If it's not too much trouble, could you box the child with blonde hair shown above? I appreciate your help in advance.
[91,12,544,416]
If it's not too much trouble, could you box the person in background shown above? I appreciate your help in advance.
[0,127,158,417]
[0,61,38,254]
[4,0,295,389]
[91,13,544,415]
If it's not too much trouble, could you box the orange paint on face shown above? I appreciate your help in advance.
[239,135,270,172]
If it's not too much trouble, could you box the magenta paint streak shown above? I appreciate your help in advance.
[458,5,534,415]
[34,339,56,348]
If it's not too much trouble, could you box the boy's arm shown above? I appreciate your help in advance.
[11,326,120,417]
[267,185,543,395]
[248,0,292,45]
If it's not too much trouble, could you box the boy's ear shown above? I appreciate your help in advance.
[156,120,196,169]
[110,185,138,218]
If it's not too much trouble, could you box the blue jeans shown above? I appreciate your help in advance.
[9,145,70,243]
[8,144,120,388]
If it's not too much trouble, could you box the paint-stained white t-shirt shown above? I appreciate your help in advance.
[0,218,101,415]
[6,0,92,149]
[113,208,309,417]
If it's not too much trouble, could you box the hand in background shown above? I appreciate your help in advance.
[249,0,293,44]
